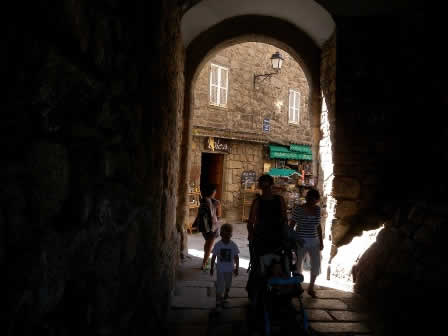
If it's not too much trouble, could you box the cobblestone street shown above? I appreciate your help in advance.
[169,224,378,335]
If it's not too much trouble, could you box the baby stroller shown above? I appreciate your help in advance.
[247,244,310,336]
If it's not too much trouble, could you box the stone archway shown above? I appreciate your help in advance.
[177,14,327,260]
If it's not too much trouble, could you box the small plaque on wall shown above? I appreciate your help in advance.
[263,118,270,132]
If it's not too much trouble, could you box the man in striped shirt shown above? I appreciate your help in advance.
[290,188,323,298]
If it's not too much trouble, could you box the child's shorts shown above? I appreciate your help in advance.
[216,271,233,296]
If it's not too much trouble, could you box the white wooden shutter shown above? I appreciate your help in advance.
[219,67,228,106]
[210,64,229,107]
[289,89,294,122]
[294,90,300,122]
[210,64,219,105]
[289,89,300,123]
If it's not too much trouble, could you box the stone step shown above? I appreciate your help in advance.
[167,325,208,336]
[223,298,250,308]
[314,289,359,299]
[174,286,208,297]
[167,309,210,325]
[310,322,371,334]
[175,280,215,288]
[209,322,249,336]
[171,294,216,309]
[328,310,369,321]
[300,297,349,310]
[229,279,248,288]
[305,309,334,321]
[217,307,247,323]
[228,287,248,298]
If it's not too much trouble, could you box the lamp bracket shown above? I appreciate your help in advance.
[253,70,280,88]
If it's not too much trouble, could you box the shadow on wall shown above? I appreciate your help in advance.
[6,181,178,335]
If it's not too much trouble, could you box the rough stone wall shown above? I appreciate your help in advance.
[2,1,183,335]
[352,202,445,331]
[318,32,336,241]
[331,16,440,332]
[193,42,312,146]
[190,137,264,221]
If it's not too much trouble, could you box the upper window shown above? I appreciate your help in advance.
[288,89,300,124]
[210,63,229,107]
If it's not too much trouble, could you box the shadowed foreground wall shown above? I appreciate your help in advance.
[2,1,184,335]
[333,16,443,333]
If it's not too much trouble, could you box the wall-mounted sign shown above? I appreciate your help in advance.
[205,137,230,153]
[241,170,257,187]
[263,118,270,132]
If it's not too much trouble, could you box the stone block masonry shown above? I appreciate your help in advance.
[190,137,264,221]
[192,42,312,147]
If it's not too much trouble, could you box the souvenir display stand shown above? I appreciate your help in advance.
[186,190,201,234]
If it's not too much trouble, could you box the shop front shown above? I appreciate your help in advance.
[188,137,314,224]
[264,143,314,219]
[189,135,265,222]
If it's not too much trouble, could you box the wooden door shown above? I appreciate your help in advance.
[209,154,224,200]
[201,153,224,201]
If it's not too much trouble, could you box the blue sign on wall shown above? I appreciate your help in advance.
[263,118,270,132]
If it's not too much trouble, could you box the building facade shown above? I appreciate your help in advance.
[190,42,313,222]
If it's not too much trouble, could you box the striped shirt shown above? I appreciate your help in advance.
[291,206,321,238]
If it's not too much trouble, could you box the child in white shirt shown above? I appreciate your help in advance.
[210,223,240,309]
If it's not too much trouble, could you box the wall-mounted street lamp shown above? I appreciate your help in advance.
[253,51,284,88]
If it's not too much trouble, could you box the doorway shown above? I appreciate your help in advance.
[200,153,224,200]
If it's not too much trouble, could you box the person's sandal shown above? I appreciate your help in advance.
[307,289,317,298]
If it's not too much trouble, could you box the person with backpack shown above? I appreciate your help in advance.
[195,184,223,271]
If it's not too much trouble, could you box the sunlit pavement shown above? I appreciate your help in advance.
[186,223,354,292]
[168,223,378,336]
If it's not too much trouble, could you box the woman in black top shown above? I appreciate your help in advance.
[245,174,288,300]
[247,174,288,255]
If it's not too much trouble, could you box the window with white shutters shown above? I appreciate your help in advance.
[288,89,300,124]
[209,64,229,107]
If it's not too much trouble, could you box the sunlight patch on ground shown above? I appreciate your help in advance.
[188,248,353,292]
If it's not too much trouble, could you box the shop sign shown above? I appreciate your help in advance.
[263,118,270,132]
[205,137,230,153]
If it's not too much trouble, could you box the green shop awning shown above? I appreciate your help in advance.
[269,145,312,160]
[268,168,301,177]
[289,144,312,154]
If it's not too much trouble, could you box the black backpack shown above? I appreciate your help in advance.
[193,198,212,232]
